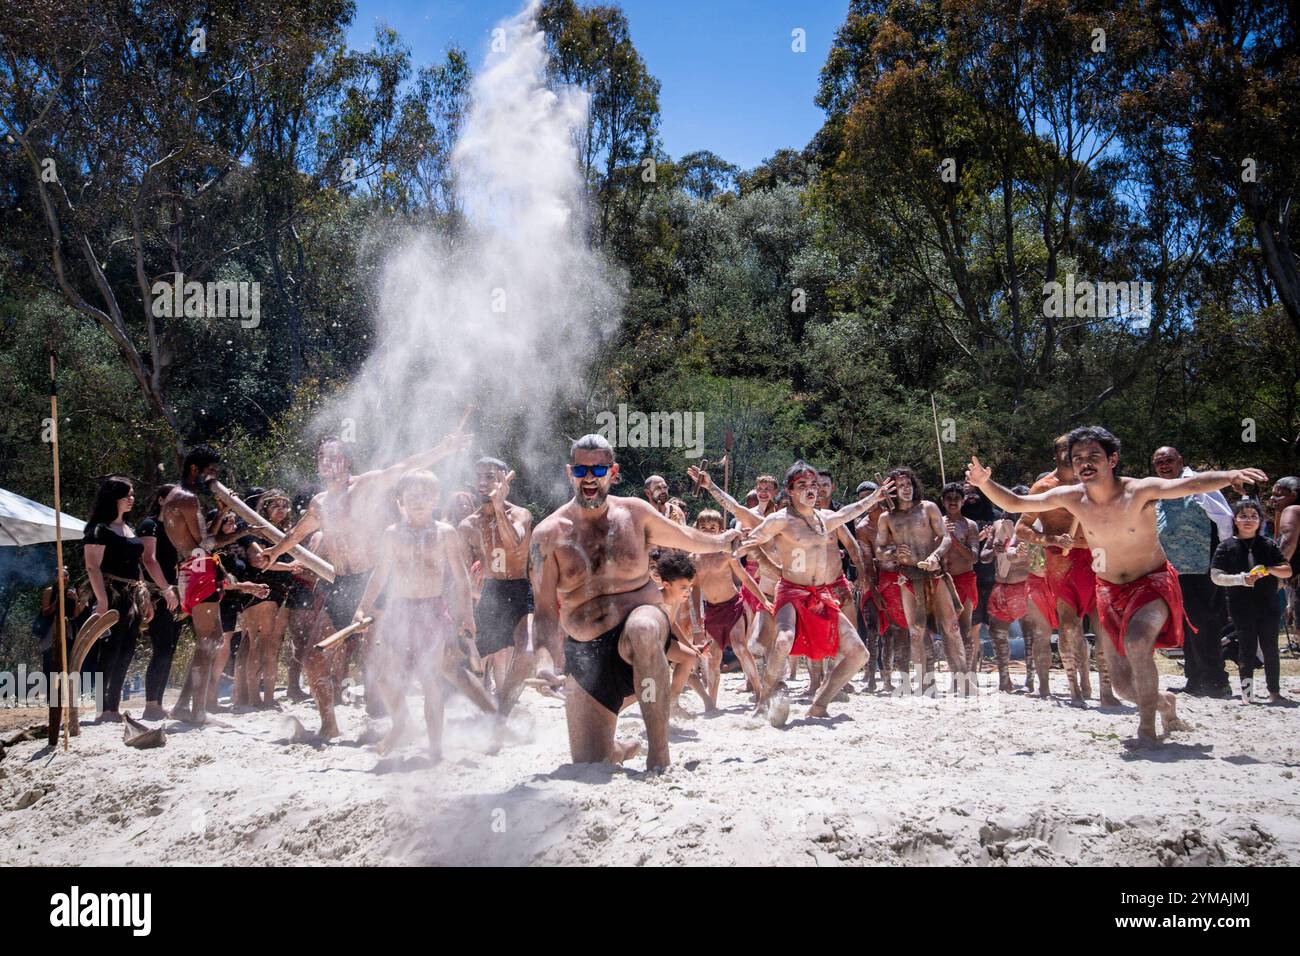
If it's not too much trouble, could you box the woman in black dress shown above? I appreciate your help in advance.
[1211,499,1292,704]
[83,476,178,721]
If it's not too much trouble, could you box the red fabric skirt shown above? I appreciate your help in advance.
[987,579,1029,623]
[1026,573,1058,628]
[703,592,747,649]
[1094,562,1186,657]
[178,554,222,614]
[774,578,842,660]
[875,570,910,632]
[952,570,978,609]
[1046,547,1096,616]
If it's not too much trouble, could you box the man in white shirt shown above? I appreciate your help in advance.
[1152,446,1234,696]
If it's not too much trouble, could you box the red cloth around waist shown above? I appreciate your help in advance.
[952,570,978,609]
[1094,562,1185,657]
[703,592,746,648]
[178,554,222,614]
[988,579,1028,623]
[1026,573,1058,628]
[774,578,841,660]
[1046,546,1097,616]
[875,569,910,632]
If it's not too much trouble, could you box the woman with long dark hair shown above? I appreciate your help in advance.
[238,489,298,708]
[83,476,178,722]
[1211,499,1292,704]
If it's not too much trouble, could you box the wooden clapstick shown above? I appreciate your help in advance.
[210,481,336,583]
[316,616,373,651]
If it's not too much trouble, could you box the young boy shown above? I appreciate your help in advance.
[689,510,772,704]
[355,470,495,760]
[979,491,1032,692]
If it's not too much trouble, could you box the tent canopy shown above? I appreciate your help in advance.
[0,487,85,547]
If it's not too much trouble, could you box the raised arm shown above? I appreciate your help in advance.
[823,481,895,534]
[357,431,473,492]
[687,466,762,528]
[966,457,1075,515]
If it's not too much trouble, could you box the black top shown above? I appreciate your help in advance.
[83,522,144,580]
[1212,534,1285,614]
[137,516,177,585]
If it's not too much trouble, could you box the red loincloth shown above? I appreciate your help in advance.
[774,578,842,660]
[178,554,222,614]
[874,569,910,632]
[1027,573,1058,628]
[703,592,747,649]
[987,579,1028,623]
[1046,546,1096,616]
[1094,562,1186,657]
[952,570,978,609]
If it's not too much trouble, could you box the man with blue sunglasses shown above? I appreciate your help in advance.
[531,434,741,771]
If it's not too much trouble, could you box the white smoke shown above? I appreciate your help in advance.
[327,1,623,497]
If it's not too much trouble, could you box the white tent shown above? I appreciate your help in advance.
[0,487,85,547]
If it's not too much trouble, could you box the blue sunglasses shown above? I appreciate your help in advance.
[571,465,611,478]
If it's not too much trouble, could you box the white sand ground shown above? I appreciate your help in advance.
[2,670,1298,866]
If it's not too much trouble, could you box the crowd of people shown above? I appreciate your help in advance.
[33,423,1294,770]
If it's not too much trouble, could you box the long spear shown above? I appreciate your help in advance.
[48,353,71,750]
[930,393,946,487]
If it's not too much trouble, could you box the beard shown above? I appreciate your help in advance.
[578,489,607,511]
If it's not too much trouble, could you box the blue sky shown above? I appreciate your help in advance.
[347,0,849,171]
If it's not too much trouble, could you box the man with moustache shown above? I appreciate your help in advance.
[531,435,740,770]
[261,430,470,739]
[740,463,895,722]
[968,428,1266,746]
[1151,445,1234,698]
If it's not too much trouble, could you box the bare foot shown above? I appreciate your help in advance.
[287,689,309,702]
[1124,730,1162,750]
[318,720,341,741]
[377,731,401,756]
[141,703,168,721]
[1069,694,1086,708]
[807,704,830,718]
[611,738,642,764]
[768,683,790,728]
[427,745,444,764]
[1158,692,1192,733]
[1099,692,1121,708]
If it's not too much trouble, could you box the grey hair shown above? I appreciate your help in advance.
[569,433,615,463]
[1276,476,1300,495]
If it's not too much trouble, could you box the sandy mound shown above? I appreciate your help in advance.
[2,672,1297,866]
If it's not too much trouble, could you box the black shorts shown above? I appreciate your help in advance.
[324,571,372,632]
[475,578,533,656]
[564,610,671,715]
[972,574,995,625]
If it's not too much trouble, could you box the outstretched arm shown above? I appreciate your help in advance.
[357,431,473,492]
[687,466,762,528]
[966,457,1075,515]
[823,481,895,533]
[1133,468,1268,505]
[641,500,741,554]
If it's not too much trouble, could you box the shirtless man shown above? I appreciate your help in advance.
[856,483,912,692]
[687,467,783,694]
[261,430,469,739]
[740,462,894,724]
[644,475,687,524]
[1014,436,1105,706]
[688,509,772,704]
[875,467,972,696]
[979,492,1032,691]
[531,435,740,770]
[967,427,1266,745]
[458,457,538,716]
[162,445,269,725]
[939,481,984,685]
[355,470,492,760]
[1268,477,1300,625]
